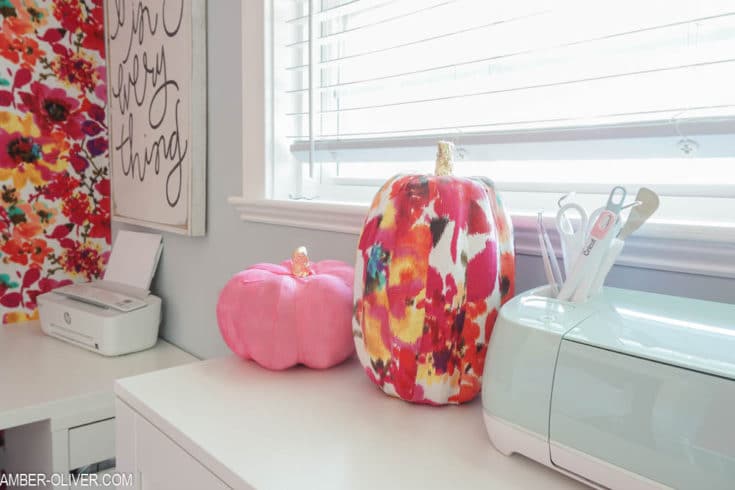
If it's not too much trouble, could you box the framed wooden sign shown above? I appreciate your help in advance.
[105,0,207,236]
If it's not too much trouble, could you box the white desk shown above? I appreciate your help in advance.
[0,321,196,482]
[116,356,587,490]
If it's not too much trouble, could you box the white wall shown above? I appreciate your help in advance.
[115,0,735,359]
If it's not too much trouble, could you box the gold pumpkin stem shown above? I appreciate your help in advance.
[434,140,454,176]
[291,246,312,277]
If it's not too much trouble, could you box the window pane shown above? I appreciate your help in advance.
[271,0,735,224]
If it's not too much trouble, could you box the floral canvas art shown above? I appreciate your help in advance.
[0,0,110,324]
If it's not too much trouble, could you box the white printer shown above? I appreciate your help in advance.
[38,231,163,356]
[482,285,735,490]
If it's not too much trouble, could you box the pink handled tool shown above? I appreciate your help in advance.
[557,210,618,302]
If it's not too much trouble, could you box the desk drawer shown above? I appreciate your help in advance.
[69,418,115,470]
[137,416,229,489]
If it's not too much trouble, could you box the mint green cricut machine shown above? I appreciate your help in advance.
[482,286,735,490]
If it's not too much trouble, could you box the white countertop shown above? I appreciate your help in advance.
[0,321,197,430]
[116,356,587,490]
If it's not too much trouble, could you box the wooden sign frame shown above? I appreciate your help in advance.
[104,0,207,236]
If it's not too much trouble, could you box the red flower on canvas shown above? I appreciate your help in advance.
[29,238,53,265]
[1,237,31,266]
[0,7,46,68]
[0,134,42,166]
[42,173,80,200]
[51,0,105,55]
[50,45,102,94]
[60,241,105,280]
[61,192,91,226]
[18,82,85,139]
[81,6,106,55]
[0,32,44,68]
[0,114,66,189]
[51,0,84,33]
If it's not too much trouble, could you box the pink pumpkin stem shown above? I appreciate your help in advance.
[291,246,313,278]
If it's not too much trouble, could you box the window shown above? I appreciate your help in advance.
[232,0,735,277]
[264,0,734,225]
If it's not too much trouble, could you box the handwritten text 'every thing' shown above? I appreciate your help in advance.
[110,0,188,208]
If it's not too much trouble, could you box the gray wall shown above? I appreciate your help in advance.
[115,0,734,360]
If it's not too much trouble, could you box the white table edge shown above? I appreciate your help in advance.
[115,379,247,489]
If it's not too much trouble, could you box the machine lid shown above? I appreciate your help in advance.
[498,285,600,336]
[563,287,735,381]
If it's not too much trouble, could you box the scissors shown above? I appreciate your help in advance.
[555,187,628,282]
[555,195,601,277]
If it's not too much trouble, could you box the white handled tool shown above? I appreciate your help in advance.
[557,209,618,301]
[571,216,620,303]
[588,188,660,295]
[556,202,587,277]
[556,193,618,278]
[543,222,564,290]
[538,213,562,296]
[569,186,627,301]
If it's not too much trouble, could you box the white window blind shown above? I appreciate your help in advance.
[270,0,735,226]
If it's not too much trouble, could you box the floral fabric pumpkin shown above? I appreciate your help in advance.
[217,248,355,370]
[353,142,515,405]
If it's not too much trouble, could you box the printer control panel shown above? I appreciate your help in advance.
[57,284,147,312]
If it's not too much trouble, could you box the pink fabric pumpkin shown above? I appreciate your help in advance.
[216,247,355,370]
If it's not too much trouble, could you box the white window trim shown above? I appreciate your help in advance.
[230,1,735,280]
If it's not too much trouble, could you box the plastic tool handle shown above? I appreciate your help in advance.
[540,216,564,288]
[604,186,627,215]
[539,232,559,296]
[588,238,624,296]
[559,230,580,277]
[557,210,617,301]
[555,203,587,277]
[571,213,619,302]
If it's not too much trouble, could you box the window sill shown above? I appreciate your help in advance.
[227,197,735,279]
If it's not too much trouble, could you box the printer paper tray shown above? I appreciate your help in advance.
[44,323,97,349]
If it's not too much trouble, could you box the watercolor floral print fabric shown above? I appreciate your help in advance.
[353,174,515,405]
[0,0,110,323]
